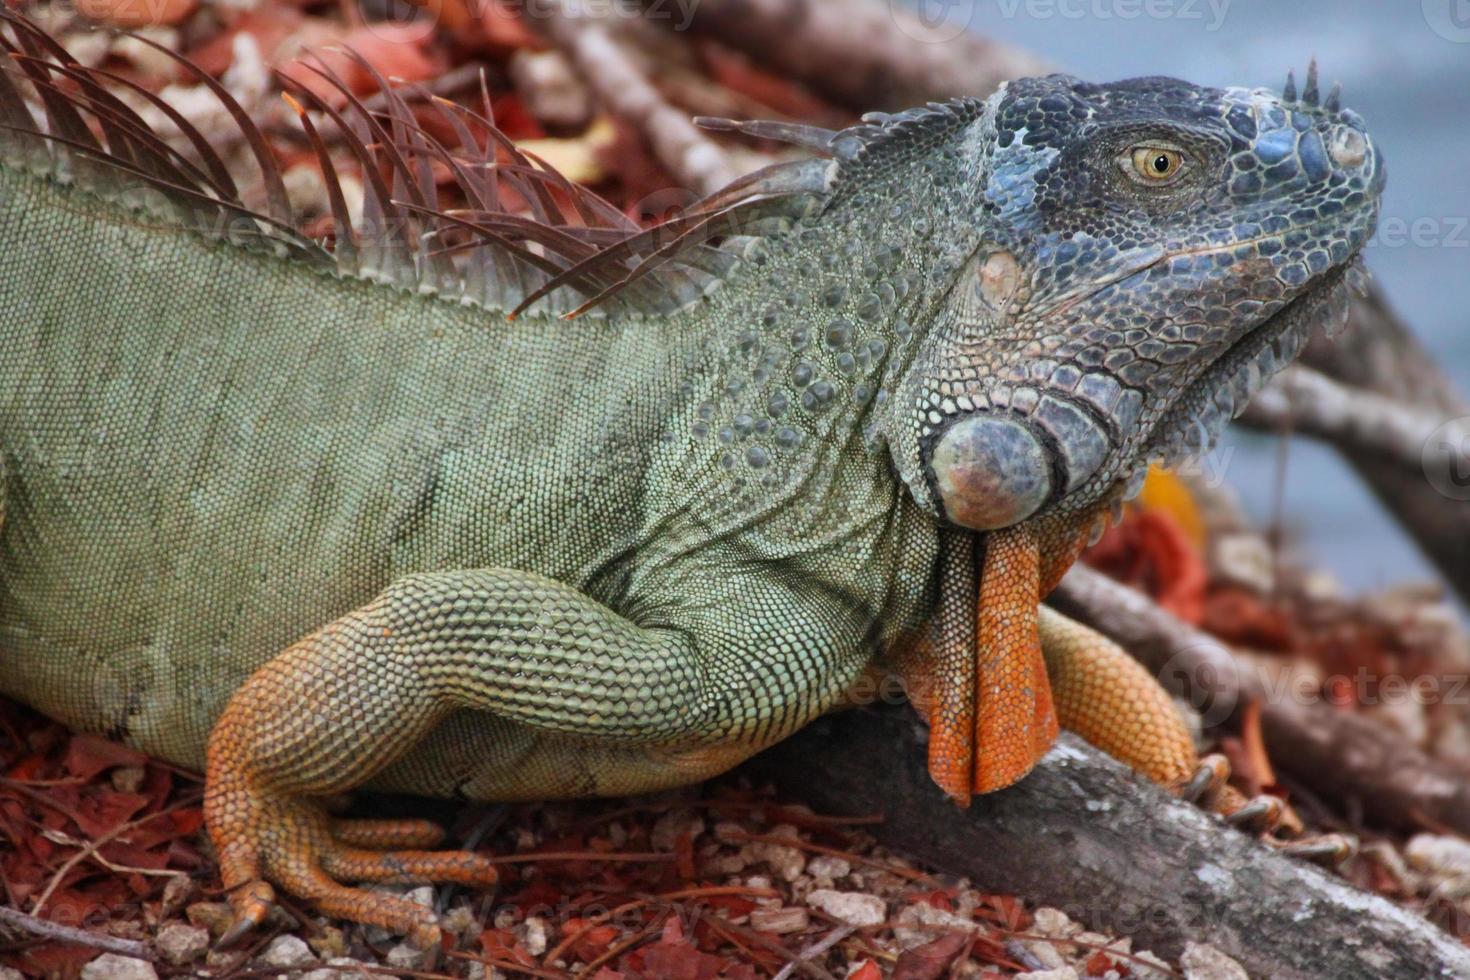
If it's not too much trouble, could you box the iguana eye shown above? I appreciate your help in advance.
[1125,144,1186,183]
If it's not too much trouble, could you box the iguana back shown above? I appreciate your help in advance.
[0,164,701,768]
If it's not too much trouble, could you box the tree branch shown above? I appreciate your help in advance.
[741,714,1470,980]
[666,0,1051,110]
[0,905,153,962]
[528,0,743,196]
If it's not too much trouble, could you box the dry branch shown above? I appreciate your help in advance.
[1244,364,1468,473]
[742,713,1470,980]
[1290,283,1470,603]
[665,0,1051,110]
[0,905,153,962]
[528,0,743,196]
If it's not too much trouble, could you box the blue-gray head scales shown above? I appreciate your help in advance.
[864,63,1384,533]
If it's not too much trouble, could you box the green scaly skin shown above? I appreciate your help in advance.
[0,16,1382,943]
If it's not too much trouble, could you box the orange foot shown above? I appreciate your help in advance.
[1173,754,1355,865]
[208,784,499,949]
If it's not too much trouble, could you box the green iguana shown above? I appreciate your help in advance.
[0,10,1382,948]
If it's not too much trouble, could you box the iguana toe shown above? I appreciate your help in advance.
[208,782,497,948]
[1277,833,1357,866]
[1222,793,1286,832]
[211,799,499,952]
[1174,753,1356,865]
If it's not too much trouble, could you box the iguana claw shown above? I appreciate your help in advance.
[1176,753,1354,866]
[1278,834,1357,866]
[210,804,496,950]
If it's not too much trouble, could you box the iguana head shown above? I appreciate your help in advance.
[881,68,1383,535]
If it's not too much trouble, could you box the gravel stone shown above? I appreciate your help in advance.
[1406,833,1470,878]
[260,933,317,969]
[892,901,976,951]
[303,958,376,980]
[1030,907,1079,939]
[386,942,430,970]
[80,955,158,980]
[806,855,851,885]
[517,915,550,956]
[184,901,233,939]
[1181,942,1249,980]
[805,889,885,927]
[154,923,209,965]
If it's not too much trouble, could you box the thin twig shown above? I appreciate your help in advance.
[0,904,153,961]
[724,830,933,883]
[29,794,203,916]
[487,849,676,864]
[772,924,855,980]
[574,907,670,975]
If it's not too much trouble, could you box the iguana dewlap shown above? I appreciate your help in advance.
[0,12,1382,946]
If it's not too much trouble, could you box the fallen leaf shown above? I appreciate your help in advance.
[63,735,147,781]
[893,932,969,980]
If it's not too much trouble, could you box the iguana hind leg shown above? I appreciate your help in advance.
[207,566,865,946]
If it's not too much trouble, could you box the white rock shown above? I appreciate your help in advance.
[1180,942,1249,980]
[708,852,747,875]
[892,901,975,951]
[0,967,25,980]
[807,855,851,884]
[517,915,550,956]
[80,955,158,980]
[260,934,317,969]
[712,820,747,844]
[386,942,430,970]
[749,825,806,882]
[1022,939,1068,969]
[304,958,376,980]
[1030,907,1079,939]
[1015,968,1078,980]
[651,808,705,852]
[154,923,209,965]
[805,889,885,928]
[444,905,479,936]
[1210,532,1275,593]
[404,885,435,908]
[1406,834,1470,878]
[1130,950,1177,980]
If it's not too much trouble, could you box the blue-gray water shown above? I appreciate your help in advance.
[937,0,1470,592]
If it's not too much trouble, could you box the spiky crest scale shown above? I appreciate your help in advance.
[0,10,972,321]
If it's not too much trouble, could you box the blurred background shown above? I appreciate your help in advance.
[937,0,1470,596]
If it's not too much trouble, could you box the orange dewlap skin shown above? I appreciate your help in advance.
[973,522,1059,793]
[915,512,1105,804]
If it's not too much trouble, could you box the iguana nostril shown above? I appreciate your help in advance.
[1329,127,1366,169]
[930,415,1052,531]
